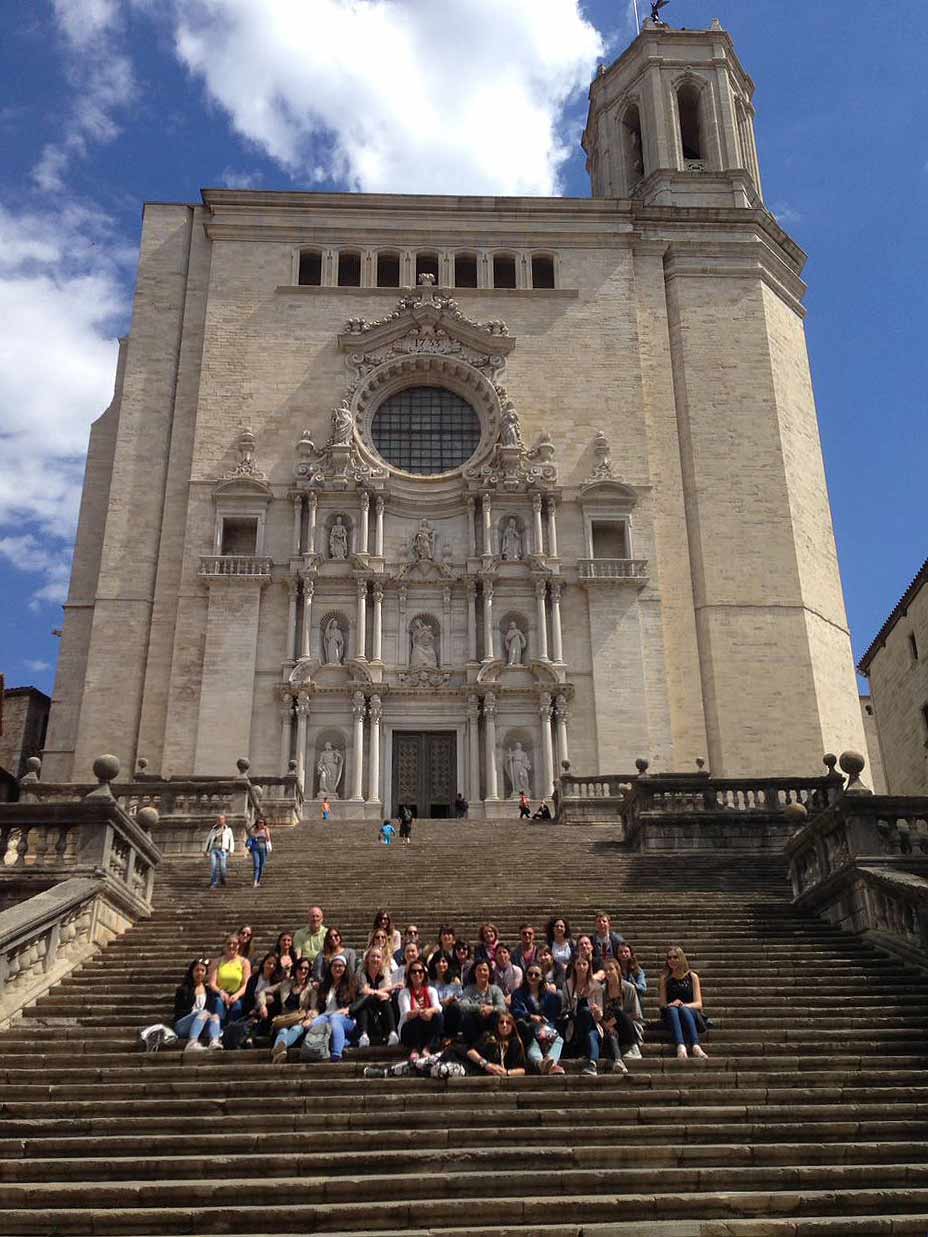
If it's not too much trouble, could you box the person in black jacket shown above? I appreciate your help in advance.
[174,958,222,1052]
[465,1011,527,1077]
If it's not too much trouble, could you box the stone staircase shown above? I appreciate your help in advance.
[1,820,927,1235]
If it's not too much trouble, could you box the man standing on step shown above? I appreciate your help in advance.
[591,912,625,971]
[294,906,326,964]
[204,814,235,889]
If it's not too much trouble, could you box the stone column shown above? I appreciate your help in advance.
[532,493,544,555]
[371,584,384,663]
[374,496,384,557]
[483,691,499,801]
[279,695,294,775]
[367,693,382,804]
[482,581,496,659]
[482,492,493,556]
[398,586,408,665]
[351,691,365,802]
[466,692,481,806]
[535,578,550,660]
[554,692,570,770]
[442,586,452,662]
[550,582,564,663]
[295,693,310,789]
[359,491,370,555]
[539,695,555,801]
[300,578,314,659]
[285,578,299,662]
[466,579,478,661]
[466,496,477,558]
[356,578,368,659]
[307,492,318,555]
[546,498,559,558]
[291,494,303,556]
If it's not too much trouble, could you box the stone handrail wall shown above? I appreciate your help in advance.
[198,554,272,578]
[577,558,649,581]
[786,783,928,966]
[559,774,636,800]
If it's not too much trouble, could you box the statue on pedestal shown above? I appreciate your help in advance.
[504,622,527,666]
[329,516,349,560]
[410,618,438,668]
[324,618,345,664]
[507,743,532,795]
[501,517,522,561]
[316,742,344,797]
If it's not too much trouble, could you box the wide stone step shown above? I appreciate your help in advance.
[3,1184,928,1232]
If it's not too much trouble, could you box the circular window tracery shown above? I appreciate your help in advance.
[371,386,481,475]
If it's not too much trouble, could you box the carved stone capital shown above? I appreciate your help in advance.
[532,493,543,514]
[373,584,384,604]
[296,693,312,718]
[550,582,562,603]
[539,699,553,722]
[352,690,366,719]
[466,692,480,720]
[375,495,384,515]
[356,577,369,600]
[484,691,497,717]
[361,491,370,511]
[535,578,548,600]
[369,693,383,724]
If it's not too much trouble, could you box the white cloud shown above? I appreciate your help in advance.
[771,201,802,226]
[35,1,136,191]
[24,659,52,673]
[219,167,265,190]
[0,205,129,605]
[174,0,602,195]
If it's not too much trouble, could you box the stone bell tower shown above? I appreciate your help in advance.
[583,18,763,207]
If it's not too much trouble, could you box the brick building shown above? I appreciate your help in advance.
[43,20,867,815]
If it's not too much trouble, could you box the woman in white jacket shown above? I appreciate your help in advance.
[397,961,444,1061]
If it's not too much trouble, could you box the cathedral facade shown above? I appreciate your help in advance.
[44,22,867,815]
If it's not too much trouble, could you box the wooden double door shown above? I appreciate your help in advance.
[391,731,457,819]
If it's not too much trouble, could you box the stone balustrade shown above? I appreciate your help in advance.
[576,558,649,583]
[198,554,273,579]
[785,753,928,964]
[0,758,163,1027]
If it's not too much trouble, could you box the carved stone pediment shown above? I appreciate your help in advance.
[398,666,452,689]
[288,658,320,689]
[476,657,504,685]
[393,556,457,583]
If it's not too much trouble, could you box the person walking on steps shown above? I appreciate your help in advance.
[379,819,396,846]
[321,797,332,822]
[204,814,234,889]
[247,817,271,887]
[454,792,468,819]
[518,791,531,819]
[398,802,414,844]
[660,944,708,1062]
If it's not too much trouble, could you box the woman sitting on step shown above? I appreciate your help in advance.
[236,924,254,960]
[208,934,252,1029]
[310,955,357,1062]
[352,946,400,1048]
[618,942,647,995]
[243,951,281,1017]
[659,944,708,1062]
[174,958,222,1052]
[312,927,357,981]
[536,943,566,991]
[474,921,500,967]
[263,956,316,1064]
[367,927,399,985]
[600,958,645,1071]
[371,909,402,956]
[512,963,565,1074]
[426,924,459,980]
[490,942,523,1005]
[574,935,605,985]
[559,956,604,1076]
[397,960,444,1059]
[453,939,474,986]
[275,932,296,979]
[464,1010,527,1078]
[458,959,507,1044]
[428,950,463,1036]
[545,916,575,974]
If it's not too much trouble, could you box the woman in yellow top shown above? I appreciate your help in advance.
[208,934,252,1032]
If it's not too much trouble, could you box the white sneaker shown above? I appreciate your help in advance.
[625,1043,642,1059]
[691,1044,709,1061]
[183,1039,205,1053]
[613,1057,628,1074]
[208,1039,224,1050]
[676,1045,688,1061]
[387,1031,400,1046]
[357,1033,370,1048]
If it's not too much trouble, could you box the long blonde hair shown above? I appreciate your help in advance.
[663,944,690,977]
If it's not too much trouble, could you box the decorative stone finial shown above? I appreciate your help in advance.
[695,757,705,771]
[591,430,614,481]
[19,756,41,785]
[85,754,120,800]
[136,806,159,832]
[288,758,298,774]
[823,753,838,774]
[635,757,649,775]
[783,801,808,822]
[839,750,870,795]
[236,757,251,779]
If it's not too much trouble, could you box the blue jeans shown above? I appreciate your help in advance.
[312,1013,356,1061]
[209,850,228,887]
[251,841,268,884]
[274,1021,311,1051]
[213,994,245,1026]
[663,1004,700,1047]
[175,1009,221,1043]
[527,1027,564,1068]
[565,1007,600,1062]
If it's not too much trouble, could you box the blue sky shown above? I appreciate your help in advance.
[1,0,925,703]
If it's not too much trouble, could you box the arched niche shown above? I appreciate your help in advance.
[501,729,534,799]
[319,610,351,665]
[408,612,441,668]
[498,513,527,561]
[323,511,354,561]
[311,728,348,799]
[499,611,530,667]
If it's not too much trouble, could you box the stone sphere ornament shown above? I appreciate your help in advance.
[93,754,121,784]
[838,750,869,795]
[635,758,649,774]
[783,801,808,822]
[136,807,159,832]
[236,757,251,777]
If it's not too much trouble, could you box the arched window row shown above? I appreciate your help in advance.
[296,249,558,290]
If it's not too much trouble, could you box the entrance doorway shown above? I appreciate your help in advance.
[391,731,457,818]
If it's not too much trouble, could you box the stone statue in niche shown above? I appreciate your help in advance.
[329,516,349,560]
[507,743,532,795]
[413,519,434,561]
[410,618,438,668]
[316,742,344,797]
[323,618,345,664]
[501,517,522,561]
[499,402,523,448]
[504,621,527,666]
[330,399,354,446]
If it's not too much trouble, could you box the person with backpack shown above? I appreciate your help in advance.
[398,802,414,844]
[309,955,357,1062]
[203,814,234,889]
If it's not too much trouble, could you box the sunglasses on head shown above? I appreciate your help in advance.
[195,958,210,967]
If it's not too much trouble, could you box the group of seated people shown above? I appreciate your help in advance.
[173,908,708,1076]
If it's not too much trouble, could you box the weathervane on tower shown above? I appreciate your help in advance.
[650,0,671,24]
